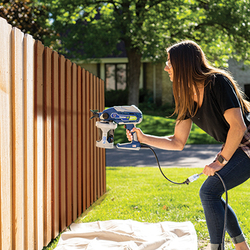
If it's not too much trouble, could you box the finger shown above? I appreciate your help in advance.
[202,165,207,174]
[126,129,132,135]
[126,130,133,141]
[203,165,210,176]
[202,169,208,176]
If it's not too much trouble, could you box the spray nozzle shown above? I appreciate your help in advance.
[185,173,203,184]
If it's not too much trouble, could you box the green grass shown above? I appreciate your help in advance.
[114,114,221,145]
[46,167,250,249]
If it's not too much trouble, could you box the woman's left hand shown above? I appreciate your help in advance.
[203,161,224,176]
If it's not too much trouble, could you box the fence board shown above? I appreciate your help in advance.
[34,40,45,250]
[59,55,67,232]
[66,59,72,226]
[96,78,101,199]
[44,47,53,246]
[82,69,87,211]
[12,27,25,250]
[93,76,97,200]
[52,51,60,237]
[77,66,82,216]
[85,71,91,208]
[89,73,94,204]
[0,17,12,250]
[23,33,35,250]
[72,63,78,221]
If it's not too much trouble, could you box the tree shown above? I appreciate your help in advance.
[45,0,250,106]
[0,0,55,46]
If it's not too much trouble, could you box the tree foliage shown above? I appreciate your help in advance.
[45,0,250,105]
[0,0,55,46]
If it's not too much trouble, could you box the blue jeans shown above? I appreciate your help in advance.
[199,148,250,248]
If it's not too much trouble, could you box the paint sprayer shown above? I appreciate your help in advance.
[90,105,142,150]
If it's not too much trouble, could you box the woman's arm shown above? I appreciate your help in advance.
[203,107,247,176]
[127,118,193,151]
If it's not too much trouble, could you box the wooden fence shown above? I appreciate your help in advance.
[0,17,105,250]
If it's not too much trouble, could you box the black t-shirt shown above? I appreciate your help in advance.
[186,74,250,143]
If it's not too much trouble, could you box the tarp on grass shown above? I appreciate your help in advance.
[54,219,197,250]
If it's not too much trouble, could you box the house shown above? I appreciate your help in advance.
[77,57,173,106]
[228,59,250,99]
[76,56,250,107]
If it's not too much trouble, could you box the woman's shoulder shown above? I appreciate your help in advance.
[214,73,230,82]
[205,72,238,104]
[206,73,230,88]
[207,73,228,82]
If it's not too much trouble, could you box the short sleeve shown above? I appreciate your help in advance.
[210,74,240,114]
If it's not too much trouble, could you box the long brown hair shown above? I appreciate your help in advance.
[167,40,250,121]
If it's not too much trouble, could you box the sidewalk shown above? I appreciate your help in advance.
[106,144,222,168]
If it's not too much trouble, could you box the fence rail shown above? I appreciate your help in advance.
[0,17,105,250]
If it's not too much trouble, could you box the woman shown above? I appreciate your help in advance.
[127,40,250,250]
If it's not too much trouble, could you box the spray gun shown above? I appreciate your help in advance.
[90,105,143,150]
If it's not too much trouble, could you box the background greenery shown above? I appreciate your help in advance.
[45,0,250,106]
[2,0,249,106]
[0,0,55,45]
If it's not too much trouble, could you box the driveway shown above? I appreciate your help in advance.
[106,144,222,168]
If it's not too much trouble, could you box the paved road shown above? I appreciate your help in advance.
[106,144,222,168]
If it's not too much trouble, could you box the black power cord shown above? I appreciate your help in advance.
[141,144,227,250]
[141,144,202,185]
[215,172,228,250]
[141,144,189,185]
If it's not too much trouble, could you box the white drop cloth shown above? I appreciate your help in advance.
[55,219,197,250]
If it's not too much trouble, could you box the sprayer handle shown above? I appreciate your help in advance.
[125,124,138,141]
[116,124,141,150]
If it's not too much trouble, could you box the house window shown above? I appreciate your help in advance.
[105,63,127,91]
[244,84,250,100]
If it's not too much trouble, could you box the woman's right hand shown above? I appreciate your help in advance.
[126,127,144,143]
